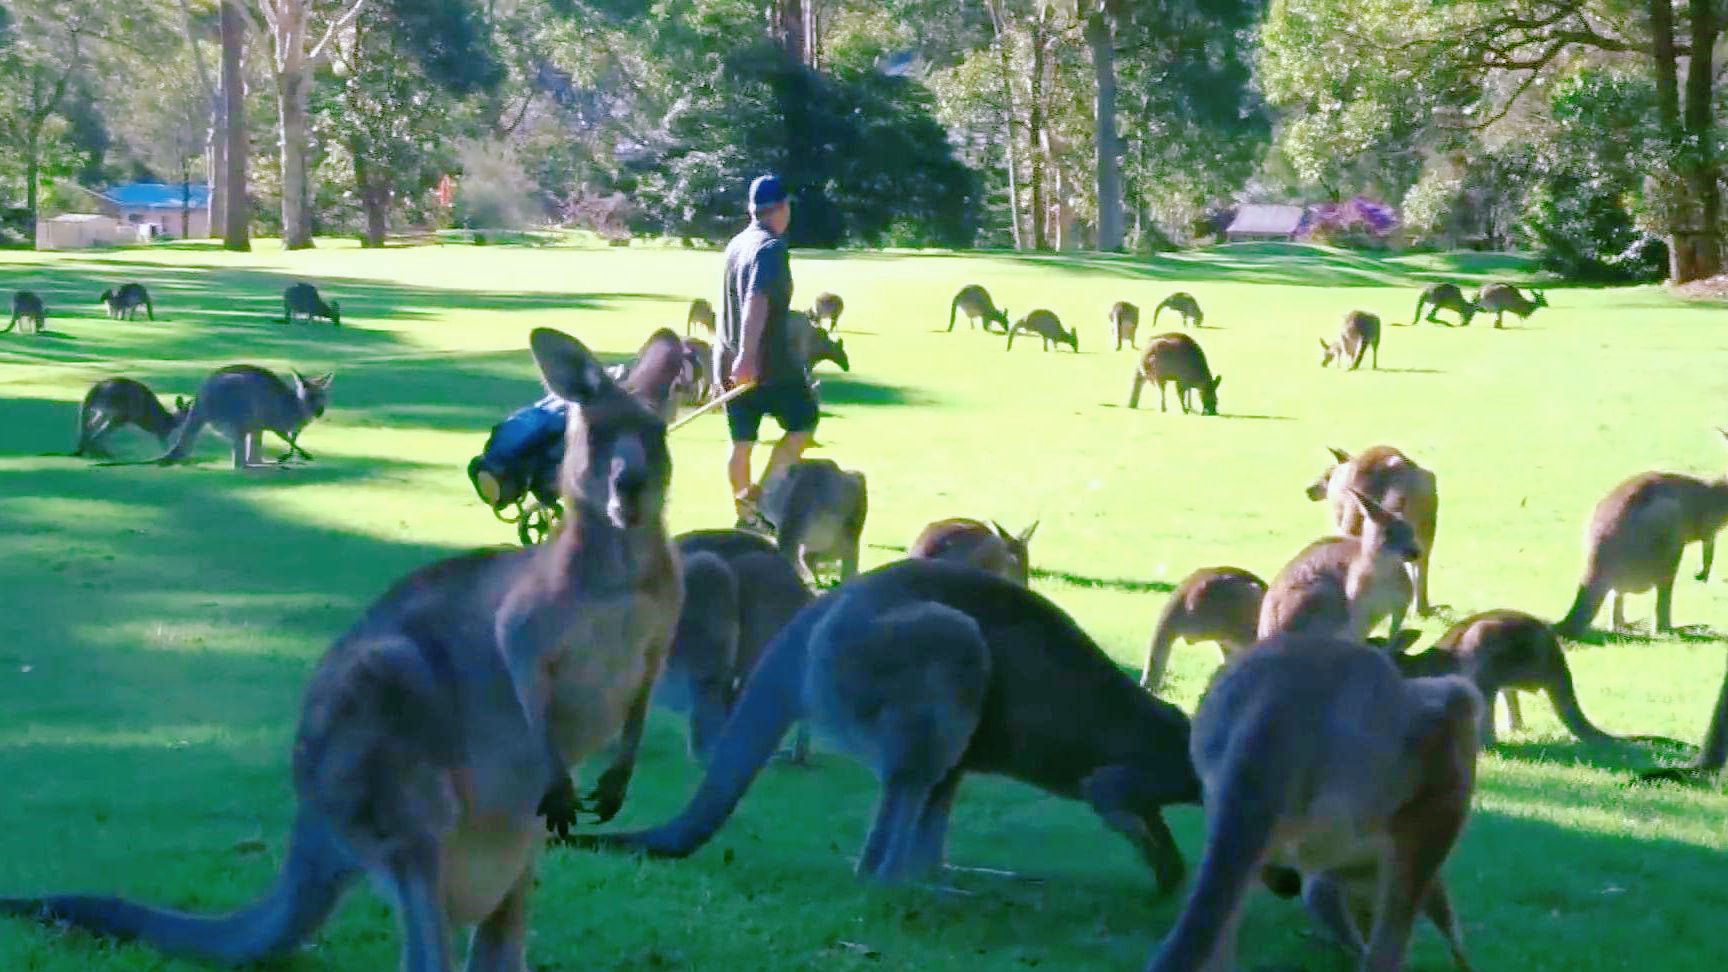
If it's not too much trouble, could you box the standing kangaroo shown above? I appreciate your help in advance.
[1128,332,1221,415]
[1410,283,1476,327]
[1474,283,1546,328]
[1321,310,1380,370]
[152,365,333,469]
[0,327,687,972]
[282,282,341,326]
[1557,443,1728,637]
[1006,309,1078,352]
[791,311,850,374]
[677,337,714,407]
[99,283,154,320]
[687,298,717,336]
[947,284,1009,333]
[910,517,1038,585]
[1109,300,1140,350]
[1139,567,1266,694]
[1307,446,1439,615]
[1145,634,1481,972]
[757,458,868,586]
[7,290,46,333]
[811,292,844,331]
[566,559,1201,893]
[69,378,190,458]
[1259,489,1421,640]
[1152,292,1203,328]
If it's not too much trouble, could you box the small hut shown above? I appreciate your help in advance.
[36,213,123,250]
[1224,204,1305,242]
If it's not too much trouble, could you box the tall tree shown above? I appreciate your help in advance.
[220,0,249,249]
[0,3,94,238]
[177,0,224,238]
[1081,0,1123,250]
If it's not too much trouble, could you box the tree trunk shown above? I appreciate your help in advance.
[1672,0,1723,282]
[277,68,314,249]
[777,0,808,64]
[985,1,1024,250]
[181,164,193,239]
[355,149,389,247]
[25,130,39,243]
[1085,8,1122,251]
[1027,15,1048,251]
[220,0,250,251]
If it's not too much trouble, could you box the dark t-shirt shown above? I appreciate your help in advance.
[719,221,800,385]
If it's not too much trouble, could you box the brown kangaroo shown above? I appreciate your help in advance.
[69,378,190,458]
[0,327,687,972]
[1307,446,1439,615]
[757,458,868,586]
[687,297,717,336]
[1320,310,1380,370]
[676,337,714,408]
[1006,309,1079,352]
[1557,438,1728,637]
[1259,489,1421,640]
[7,290,46,333]
[1152,292,1203,328]
[909,517,1039,585]
[1109,300,1140,350]
[1474,283,1547,328]
[1139,567,1266,694]
[1411,283,1476,327]
[282,282,340,326]
[1128,332,1221,415]
[99,283,154,320]
[1145,634,1480,972]
[811,292,844,331]
[947,284,1009,333]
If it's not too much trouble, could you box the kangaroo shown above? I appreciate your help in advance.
[1128,332,1221,415]
[1474,283,1547,328]
[1411,282,1476,327]
[791,311,850,374]
[282,282,341,327]
[1259,489,1421,641]
[1307,446,1439,615]
[686,297,717,336]
[1152,291,1203,328]
[756,458,868,586]
[1109,300,1140,350]
[1006,309,1078,352]
[1139,567,1266,694]
[69,378,190,458]
[1557,452,1728,637]
[660,530,814,764]
[151,365,333,469]
[6,290,45,333]
[99,283,154,320]
[1321,310,1380,370]
[566,559,1201,893]
[909,517,1038,585]
[811,291,844,331]
[1145,633,1480,972]
[677,337,714,408]
[947,284,1009,333]
[0,327,687,972]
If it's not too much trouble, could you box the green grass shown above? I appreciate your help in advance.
[1,238,1725,971]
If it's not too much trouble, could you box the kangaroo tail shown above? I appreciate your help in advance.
[68,399,93,456]
[150,401,205,465]
[0,809,357,966]
[1411,293,1426,326]
[1556,578,1606,638]
[145,298,155,321]
[2,314,17,334]
[1140,598,1186,693]
[1152,297,1168,329]
[1542,641,1615,744]
[947,295,960,331]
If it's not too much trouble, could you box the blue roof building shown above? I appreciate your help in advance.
[99,182,211,238]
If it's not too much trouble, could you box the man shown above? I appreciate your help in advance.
[718,174,817,526]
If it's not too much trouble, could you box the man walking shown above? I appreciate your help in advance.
[718,174,817,526]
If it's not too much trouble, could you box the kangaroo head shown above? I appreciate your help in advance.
[291,371,334,419]
[98,289,113,305]
[1350,488,1421,563]
[1532,289,1548,308]
[1319,337,1338,367]
[327,300,341,326]
[1065,327,1079,351]
[1200,374,1221,416]
[1369,628,1426,657]
[172,395,192,422]
[1306,448,1350,501]
[988,518,1037,582]
[831,337,850,372]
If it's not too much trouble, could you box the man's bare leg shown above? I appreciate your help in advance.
[759,430,812,490]
[729,440,758,507]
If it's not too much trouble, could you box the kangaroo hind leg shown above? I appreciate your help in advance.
[464,863,533,972]
[1082,764,1189,895]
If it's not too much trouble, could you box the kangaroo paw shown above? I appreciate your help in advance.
[580,765,631,824]
[538,777,581,840]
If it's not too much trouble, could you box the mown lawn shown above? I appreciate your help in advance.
[0,238,1724,971]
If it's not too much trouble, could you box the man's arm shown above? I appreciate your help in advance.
[731,292,769,387]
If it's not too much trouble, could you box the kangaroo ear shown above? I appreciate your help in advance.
[1348,487,1396,526]
[312,372,334,389]
[1318,338,1329,350]
[1389,628,1423,654]
[990,519,1012,541]
[620,328,688,412]
[1018,519,1039,544]
[175,395,189,411]
[1717,427,1728,448]
[1210,375,1223,390]
[531,327,611,405]
[1328,446,1351,464]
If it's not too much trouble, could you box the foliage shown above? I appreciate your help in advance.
[453,138,543,230]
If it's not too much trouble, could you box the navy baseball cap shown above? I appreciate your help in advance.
[749,174,788,208]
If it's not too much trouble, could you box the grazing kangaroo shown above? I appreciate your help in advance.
[661,530,814,764]
[1557,446,1728,637]
[151,365,333,469]
[1145,634,1480,972]
[99,283,154,320]
[1307,446,1439,615]
[1411,282,1476,327]
[811,292,844,331]
[69,378,190,458]
[1139,567,1266,694]
[1006,309,1078,352]
[1259,489,1421,640]
[687,298,717,336]
[756,459,868,586]
[909,517,1038,585]
[1320,310,1380,370]
[0,327,687,972]
[791,311,850,374]
[566,559,1201,892]
[1109,300,1140,350]
[1128,332,1221,415]
[6,290,45,333]
[1474,283,1546,328]
[947,284,1009,333]
[1152,291,1203,328]
[282,282,341,326]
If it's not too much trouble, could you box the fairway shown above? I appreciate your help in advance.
[2,240,1725,971]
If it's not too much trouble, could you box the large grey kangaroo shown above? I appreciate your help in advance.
[811,292,845,331]
[149,365,333,469]
[69,378,189,458]
[947,284,1009,333]
[1152,292,1203,328]
[1144,634,1480,972]
[1259,489,1422,640]
[565,559,1201,893]
[1320,310,1381,370]
[7,290,46,333]
[756,459,868,586]
[1128,332,1221,415]
[99,283,154,320]
[1109,300,1140,350]
[1474,283,1546,328]
[282,282,341,326]
[791,311,850,374]
[909,517,1038,585]
[1139,566,1266,694]
[687,298,717,336]
[0,327,687,972]
[1006,309,1079,352]
[1307,445,1439,615]
[1557,437,1728,637]
[1411,282,1476,327]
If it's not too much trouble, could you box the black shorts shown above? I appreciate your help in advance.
[726,380,819,442]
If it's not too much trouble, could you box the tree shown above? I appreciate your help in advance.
[0,4,94,238]
[1080,0,1123,250]
[219,0,250,249]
